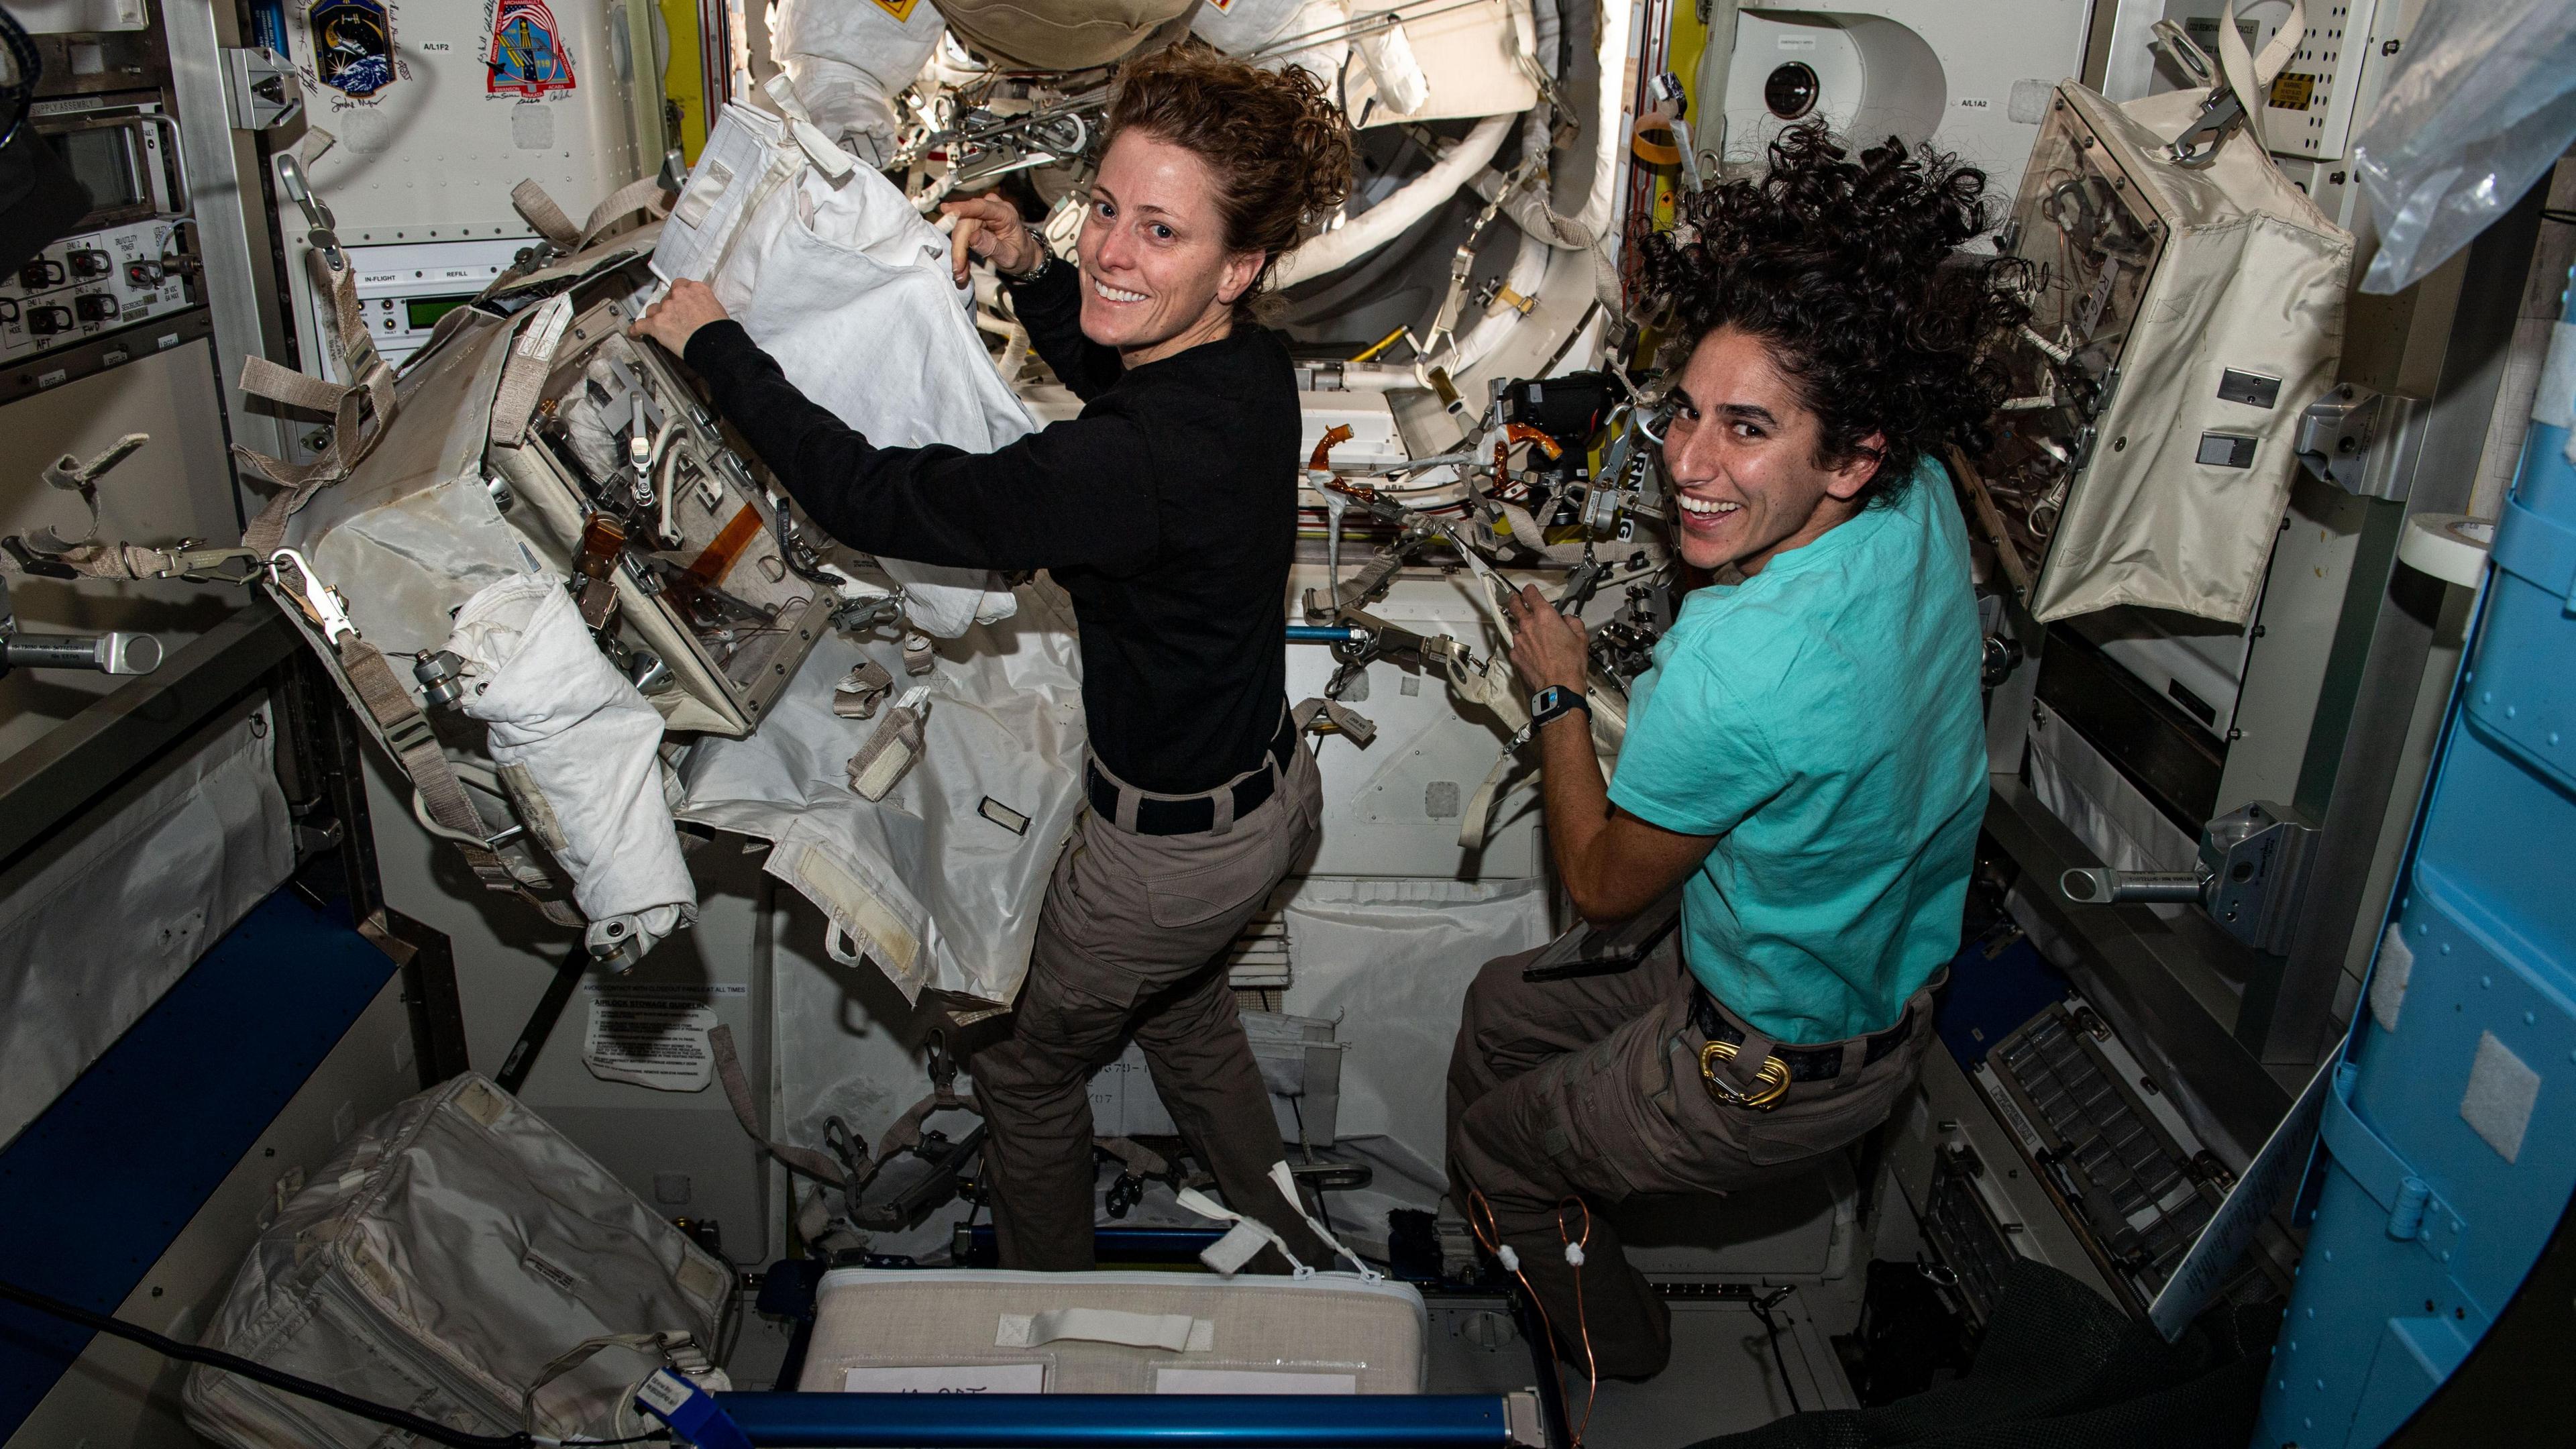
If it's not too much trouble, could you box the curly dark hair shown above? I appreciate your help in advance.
[1106,42,1354,314]
[1637,122,2031,505]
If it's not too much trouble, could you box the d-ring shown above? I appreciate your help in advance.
[1699,1039,1791,1109]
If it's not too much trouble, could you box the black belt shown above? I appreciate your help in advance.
[1086,711,1298,837]
[1690,985,1918,1085]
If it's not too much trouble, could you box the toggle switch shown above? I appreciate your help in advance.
[74,292,120,322]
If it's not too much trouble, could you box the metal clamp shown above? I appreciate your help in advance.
[1699,1039,1791,1110]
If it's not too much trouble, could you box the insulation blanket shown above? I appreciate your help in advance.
[0,700,291,1148]
[1277,877,1553,1250]
[655,103,1031,639]
[183,1075,732,1446]
[447,573,697,952]
[676,582,1086,1008]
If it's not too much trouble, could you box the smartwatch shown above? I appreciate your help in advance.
[1528,684,1591,731]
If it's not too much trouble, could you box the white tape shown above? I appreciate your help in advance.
[2395,513,2493,590]
[997,1308,1214,1352]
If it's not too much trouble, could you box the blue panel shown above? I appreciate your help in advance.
[1933,936,2068,1069]
[715,1391,1517,1446]
[0,892,398,1436]
[2257,270,2576,1448]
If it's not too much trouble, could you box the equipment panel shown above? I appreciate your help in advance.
[0,219,195,365]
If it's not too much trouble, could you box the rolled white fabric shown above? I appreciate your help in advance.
[449,574,697,947]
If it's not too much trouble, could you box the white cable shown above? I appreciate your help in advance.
[1273,114,1517,290]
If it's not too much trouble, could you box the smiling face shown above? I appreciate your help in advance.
[1076,130,1267,366]
[1658,325,1885,576]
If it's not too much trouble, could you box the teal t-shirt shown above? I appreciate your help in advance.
[1607,459,1986,1044]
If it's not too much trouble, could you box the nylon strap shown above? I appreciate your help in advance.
[235,247,397,552]
[578,174,673,250]
[512,178,584,250]
[489,292,576,449]
[1291,696,1377,747]
[333,630,532,904]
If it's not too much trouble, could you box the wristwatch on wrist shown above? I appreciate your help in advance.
[1528,684,1591,731]
[998,224,1056,284]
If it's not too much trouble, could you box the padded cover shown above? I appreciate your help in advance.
[799,1268,1428,1394]
[2028,82,2353,625]
[182,1075,732,1446]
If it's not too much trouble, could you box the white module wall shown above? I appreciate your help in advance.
[1713,1,2094,209]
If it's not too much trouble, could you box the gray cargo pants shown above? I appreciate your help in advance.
[1446,934,1933,1379]
[969,735,1334,1272]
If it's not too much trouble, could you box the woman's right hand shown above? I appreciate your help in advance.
[941,194,1042,286]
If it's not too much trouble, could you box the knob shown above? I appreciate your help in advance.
[66,248,111,280]
[126,260,165,287]
[25,305,73,336]
[74,293,119,322]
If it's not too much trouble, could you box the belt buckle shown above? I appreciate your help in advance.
[1699,1038,1790,1110]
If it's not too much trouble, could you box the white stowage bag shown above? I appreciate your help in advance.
[770,0,946,166]
[183,1075,733,1447]
[676,582,1087,1008]
[664,103,1032,639]
[447,572,697,956]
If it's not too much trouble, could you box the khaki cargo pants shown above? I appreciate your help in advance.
[969,738,1334,1271]
[1446,934,1934,1378]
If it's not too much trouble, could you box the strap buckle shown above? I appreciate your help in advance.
[266,547,356,645]
[1699,1038,1791,1110]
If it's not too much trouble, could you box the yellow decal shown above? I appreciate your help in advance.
[2267,72,2317,112]
[872,0,921,20]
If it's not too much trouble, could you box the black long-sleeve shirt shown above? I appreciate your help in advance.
[683,263,1299,795]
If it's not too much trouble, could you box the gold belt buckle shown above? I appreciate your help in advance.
[1699,1038,1791,1110]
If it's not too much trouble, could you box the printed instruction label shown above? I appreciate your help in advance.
[581,982,743,1093]
[843,1364,1048,1395]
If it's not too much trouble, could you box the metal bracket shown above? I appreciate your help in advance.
[2296,385,2412,500]
[2059,800,2319,955]
[222,46,303,131]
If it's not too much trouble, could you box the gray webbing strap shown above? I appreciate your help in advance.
[577,175,672,250]
[1291,696,1378,747]
[335,631,519,894]
[512,178,584,250]
[233,248,397,550]
[710,1024,860,1186]
[489,293,576,450]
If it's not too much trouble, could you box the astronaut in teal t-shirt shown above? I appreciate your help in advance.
[1446,124,2022,1382]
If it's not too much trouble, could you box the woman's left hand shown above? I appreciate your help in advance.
[1505,584,1590,696]
[631,278,731,354]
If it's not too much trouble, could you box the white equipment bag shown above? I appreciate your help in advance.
[657,101,1036,639]
[799,1267,1429,1394]
[182,1075,733,1446]
[2027,5,2354,625]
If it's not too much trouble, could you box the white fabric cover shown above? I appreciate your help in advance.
[1190,0,1308,55]
[770,0,946,165]
[184,1075,732,1446]
[672,103,1032,639]
[2028,83,2353,626]
[447,572,696,945]
[800,1268,1428,1393]
[0,702,291,1148]
[1278,877,1552,1252]
[676,582,1085,1008]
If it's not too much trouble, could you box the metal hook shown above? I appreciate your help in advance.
[267,547,355,643]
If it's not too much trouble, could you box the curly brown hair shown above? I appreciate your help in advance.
[1638,122,2031,506]
[1106,42,1354,312]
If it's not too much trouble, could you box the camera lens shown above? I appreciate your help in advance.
[1764,62,1821,119]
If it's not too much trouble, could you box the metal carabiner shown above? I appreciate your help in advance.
[267,547,356,645]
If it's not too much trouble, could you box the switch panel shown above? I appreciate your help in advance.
[0,219,197,364]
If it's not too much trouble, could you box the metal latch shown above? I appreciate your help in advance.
[222,46,303,131]
[2059,800,2319,955]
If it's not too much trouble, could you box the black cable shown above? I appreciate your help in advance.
[0,1278,672,1447]
[1748,1287,1803,1415]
